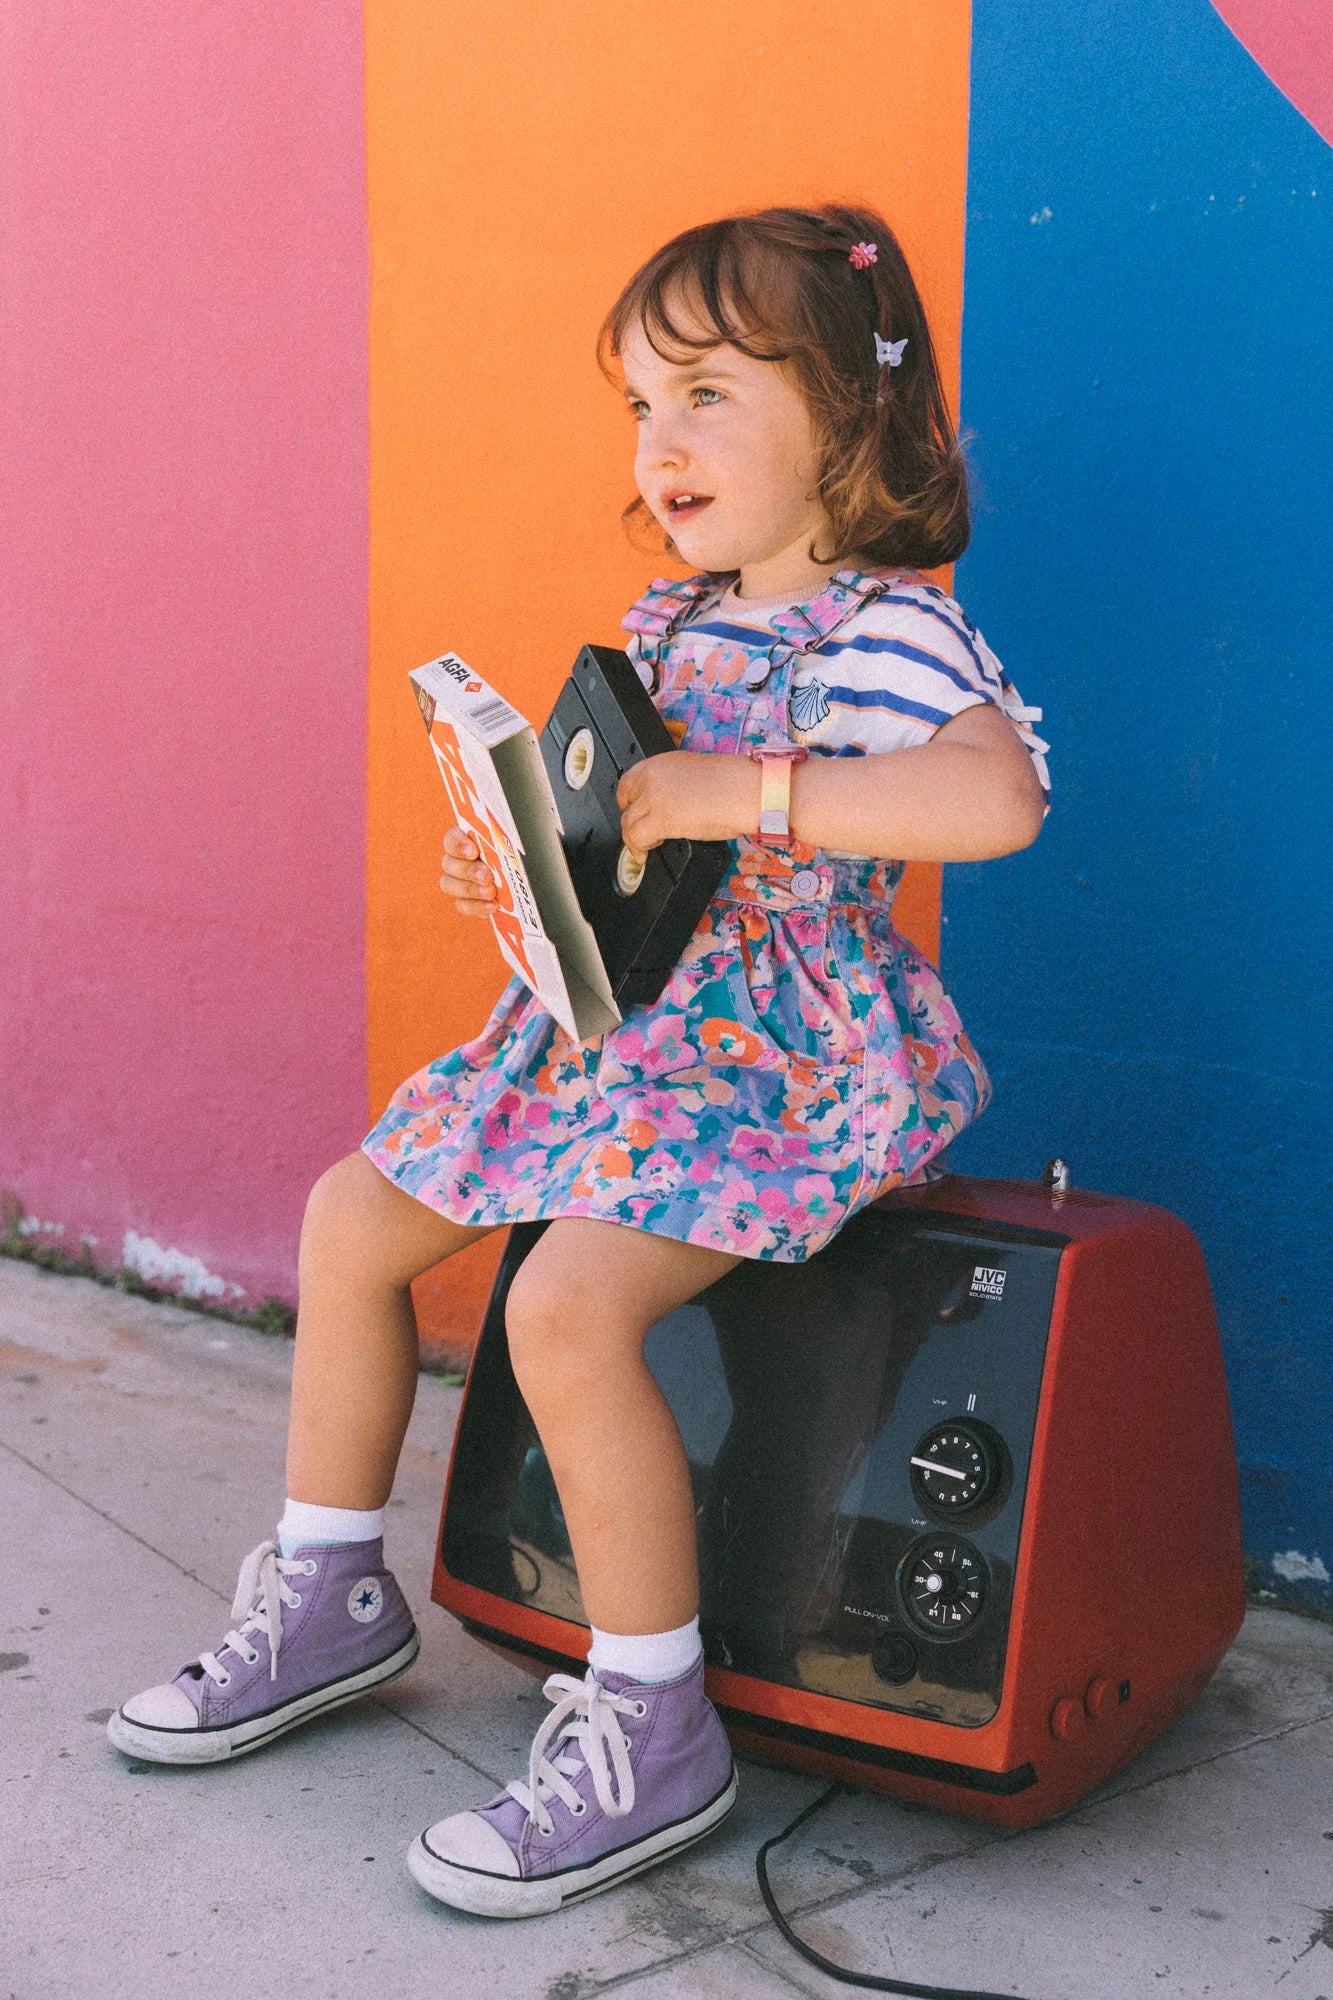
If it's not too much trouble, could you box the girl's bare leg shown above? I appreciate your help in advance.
[286,1150,499,1509]
[503,1219,743,1634]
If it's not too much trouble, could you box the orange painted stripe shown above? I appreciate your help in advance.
[365,1,971,1334]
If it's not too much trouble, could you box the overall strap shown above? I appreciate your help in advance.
[620,573,722,642]
[768,565,919,655]
[621,574,725,693]
[739,565,915,693]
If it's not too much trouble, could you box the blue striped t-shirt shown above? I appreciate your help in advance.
[648,573,1051,861]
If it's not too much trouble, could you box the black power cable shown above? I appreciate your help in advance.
[756,1781,1043,2000]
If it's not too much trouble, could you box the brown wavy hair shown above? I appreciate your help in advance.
[598,202,972,572]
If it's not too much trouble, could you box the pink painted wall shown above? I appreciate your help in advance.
[0,2,369,1305]
[1207,0,1333,145]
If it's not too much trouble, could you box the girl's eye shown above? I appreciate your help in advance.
[628,390,720,426]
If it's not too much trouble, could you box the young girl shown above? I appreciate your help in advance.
[110,204,1050,1919]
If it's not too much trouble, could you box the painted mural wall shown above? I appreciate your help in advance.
[3,1,1328,1611]
[1,1,371,1306]
[361,0,971,1354]
[946,0,1332,1615]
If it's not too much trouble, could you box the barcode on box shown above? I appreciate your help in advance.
[468,695,521,735]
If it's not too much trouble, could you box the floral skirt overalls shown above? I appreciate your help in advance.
[361,568,993,1263]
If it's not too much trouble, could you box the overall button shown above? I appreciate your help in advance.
[790,870,822,899]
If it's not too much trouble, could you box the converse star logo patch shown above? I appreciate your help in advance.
[348,1578,384,1623]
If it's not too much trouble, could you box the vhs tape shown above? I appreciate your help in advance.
[539,645,732,1010]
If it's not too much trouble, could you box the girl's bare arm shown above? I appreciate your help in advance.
[786,704,1046,863]
[619,706,1046,864]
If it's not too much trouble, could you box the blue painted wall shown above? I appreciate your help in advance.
[945,0,1332,1615]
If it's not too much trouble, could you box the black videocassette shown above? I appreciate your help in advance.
[539,645,732,1011]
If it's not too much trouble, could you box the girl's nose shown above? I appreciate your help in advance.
[639,414,687,474]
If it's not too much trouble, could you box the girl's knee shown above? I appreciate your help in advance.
[504,1259,617,1377]
[302,1151,380,1243]
[302,1149,497,1287]
[504,1262,570,1348]
[299,1151,419,1283]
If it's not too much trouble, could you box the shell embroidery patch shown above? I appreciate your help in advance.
[790,677,832,734]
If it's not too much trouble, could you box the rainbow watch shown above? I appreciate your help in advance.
[748,740,810,849]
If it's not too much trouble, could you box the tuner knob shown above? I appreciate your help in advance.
[897,1536,988,1638]
[1049,1696,1089,1742]
[909,1420,1005,1518]
[1084,1676,1120,1722]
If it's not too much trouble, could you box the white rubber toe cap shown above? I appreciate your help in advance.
[120,1683,201,1729]
[421,1811,521,1877]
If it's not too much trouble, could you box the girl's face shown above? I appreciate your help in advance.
[620,307,839,597]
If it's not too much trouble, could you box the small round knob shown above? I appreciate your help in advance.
[1050,1696,1089,1742]
[1084,1676,1120,1722]
[870,1634,919,1686]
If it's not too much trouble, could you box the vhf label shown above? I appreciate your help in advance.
[970,1265,1007,1300]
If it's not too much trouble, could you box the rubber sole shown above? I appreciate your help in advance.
[405,1766,739,1918]
[105,1628,421,1765]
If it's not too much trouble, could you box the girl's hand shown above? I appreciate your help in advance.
[440,825,497,917]
[617,752,758,861]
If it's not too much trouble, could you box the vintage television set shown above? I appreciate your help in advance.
[429,1166,1245,1829]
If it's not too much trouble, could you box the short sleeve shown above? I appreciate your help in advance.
[789,581,1051,815]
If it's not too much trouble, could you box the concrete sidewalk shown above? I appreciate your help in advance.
[2,1256,1331,2000]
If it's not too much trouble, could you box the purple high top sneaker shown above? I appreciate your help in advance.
[107,1537,418,1765]
[407,1653,737,1918]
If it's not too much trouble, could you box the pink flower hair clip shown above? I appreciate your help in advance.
[848,241,878,270]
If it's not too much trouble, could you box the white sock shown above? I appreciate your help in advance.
[588,1617,703,1686]
[277,1499,385,1558]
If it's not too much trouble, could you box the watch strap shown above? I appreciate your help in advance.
[757,758,794,840]
[748,742,809,847]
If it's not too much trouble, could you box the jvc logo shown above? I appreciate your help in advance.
[970,1265,1007,1300]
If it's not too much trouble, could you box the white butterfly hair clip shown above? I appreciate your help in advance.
[875,333,909,368]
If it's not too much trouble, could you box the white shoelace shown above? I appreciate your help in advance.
[198,1540,312,1687]
[504,1671,646,1839]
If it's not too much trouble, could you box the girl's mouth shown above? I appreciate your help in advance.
[664,493,714,521]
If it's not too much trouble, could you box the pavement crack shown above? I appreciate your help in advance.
[367,1695,506,1788]
[0,1433,230,1599]
[0,1432,526,1791]
[1034,1705,1333,1828]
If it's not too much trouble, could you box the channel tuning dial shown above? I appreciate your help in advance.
[898,1535,988,1637]
[909,1419,1003,1517]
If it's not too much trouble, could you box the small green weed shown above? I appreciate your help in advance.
[1,1187,297,1339]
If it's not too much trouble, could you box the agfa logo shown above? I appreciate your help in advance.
[465,680,482,693]
[970,1265,1006,1300]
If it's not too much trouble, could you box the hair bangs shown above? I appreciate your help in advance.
[600,226,791,376]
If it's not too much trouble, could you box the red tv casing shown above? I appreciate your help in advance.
[430,1174,1245,1829]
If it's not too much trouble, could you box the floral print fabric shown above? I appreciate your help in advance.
[361,565,1037,1263]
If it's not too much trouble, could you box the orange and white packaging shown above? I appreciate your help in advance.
[410,652,621,1043]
